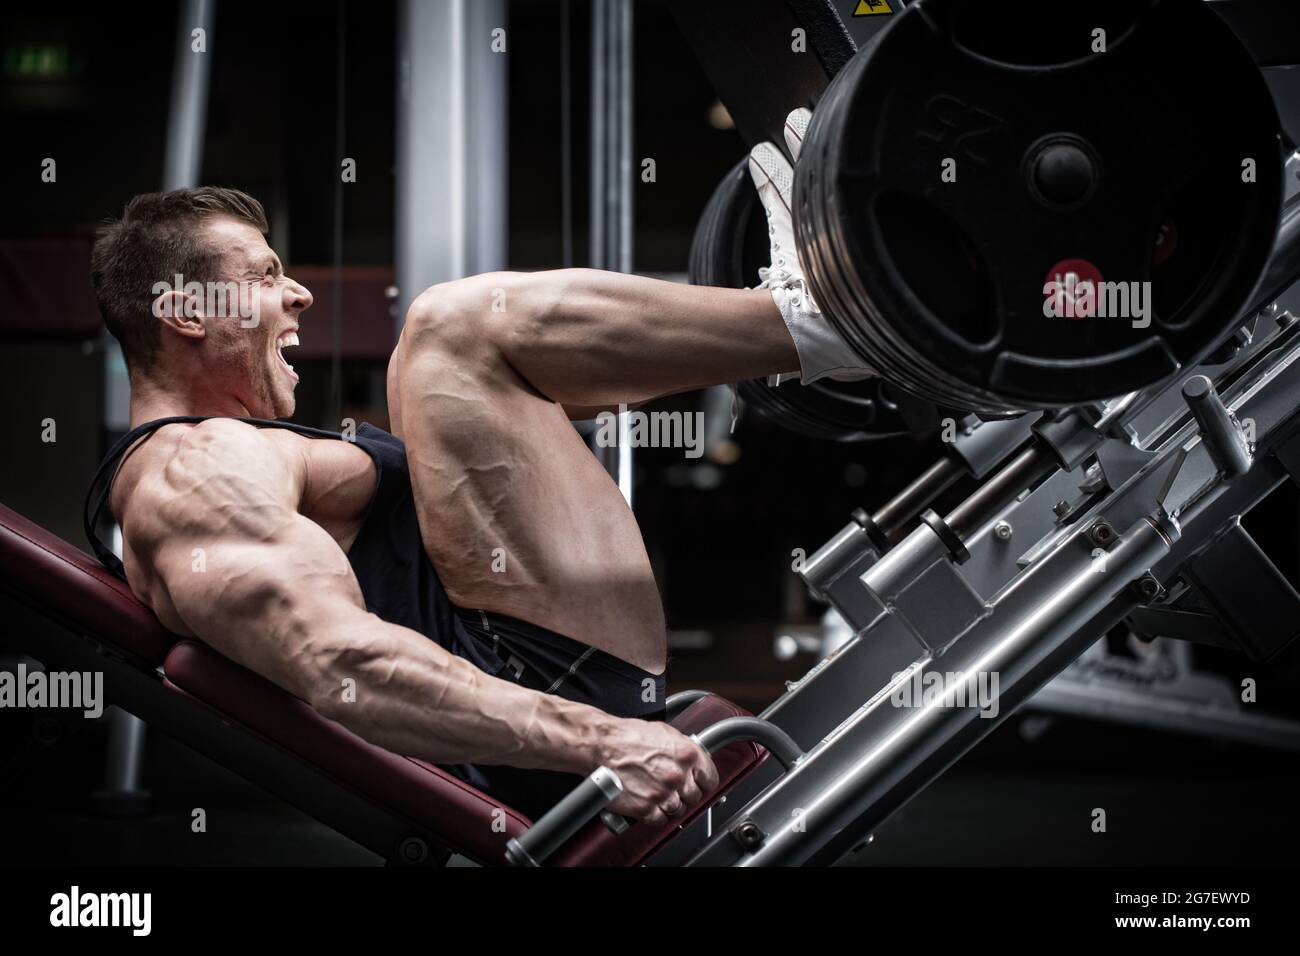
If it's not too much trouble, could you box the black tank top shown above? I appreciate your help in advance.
[83,416,460,645]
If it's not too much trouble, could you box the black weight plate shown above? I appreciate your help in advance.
[795,0,1284,414]
[689,157,930,442]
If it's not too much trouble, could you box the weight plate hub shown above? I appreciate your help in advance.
[795,0,1284,415]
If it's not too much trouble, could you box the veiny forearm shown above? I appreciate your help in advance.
[306,609,612,773]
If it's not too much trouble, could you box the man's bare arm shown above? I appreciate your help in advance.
[122,419,716,821]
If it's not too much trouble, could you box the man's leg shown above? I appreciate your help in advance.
[388,270,797,673]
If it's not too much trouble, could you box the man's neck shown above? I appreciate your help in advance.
[128,376,257,428]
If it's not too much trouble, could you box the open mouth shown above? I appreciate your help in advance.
[275,330,300,383]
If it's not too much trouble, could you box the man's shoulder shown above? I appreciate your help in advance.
[122,418,304,513]
[164,416,277,450]
[121,420,259,483]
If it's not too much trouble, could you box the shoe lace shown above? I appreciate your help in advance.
[757,266,818,315]
[756,205,816,311]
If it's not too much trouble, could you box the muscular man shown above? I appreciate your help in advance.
[85,109,865,823]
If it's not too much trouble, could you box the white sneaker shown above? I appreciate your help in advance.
[748,107,875,385]
[783,105,810,159]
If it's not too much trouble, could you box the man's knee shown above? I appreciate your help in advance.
[401,276,500,360]
[401,271,568,363]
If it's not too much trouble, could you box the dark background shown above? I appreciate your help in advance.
[1,0,1299,867]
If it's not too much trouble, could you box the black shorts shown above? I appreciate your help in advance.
[441,607,667,820]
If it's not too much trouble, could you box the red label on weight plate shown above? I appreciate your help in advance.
[1044,258,1104,320]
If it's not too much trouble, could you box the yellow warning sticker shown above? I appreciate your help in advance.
[852,0,894,15]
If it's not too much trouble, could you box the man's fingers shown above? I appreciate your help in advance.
[784,107,812,164]
[748,141,795,218]
[612,793,660,825]
[678,774,703,809]
[694,751,721,794]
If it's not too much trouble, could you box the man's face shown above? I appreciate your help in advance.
[194,216,312,418]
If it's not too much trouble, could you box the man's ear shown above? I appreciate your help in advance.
[151,287,207,341]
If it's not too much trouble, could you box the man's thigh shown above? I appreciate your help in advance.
[386,294,667,674]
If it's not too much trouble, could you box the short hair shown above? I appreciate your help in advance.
[90,187,269,374]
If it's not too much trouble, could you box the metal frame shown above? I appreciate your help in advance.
[666,297,1300,865]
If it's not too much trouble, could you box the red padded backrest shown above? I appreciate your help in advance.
[163,639,533,862]
[165,638,770,866]
[0,501,175,665]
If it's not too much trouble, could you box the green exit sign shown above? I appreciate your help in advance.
[4,43,74,79]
